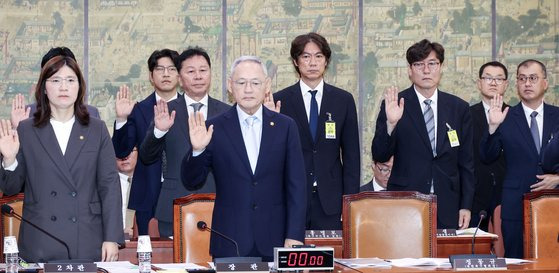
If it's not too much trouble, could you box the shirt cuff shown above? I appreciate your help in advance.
[154,127,168,139]
[2,159,18,171]
[192,149,205,157]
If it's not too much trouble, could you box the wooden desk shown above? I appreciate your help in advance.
[305,235,495,258]
[334,258,559,272]
[119,238,173,264]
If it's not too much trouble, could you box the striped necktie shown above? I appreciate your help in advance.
[423,99,436,157]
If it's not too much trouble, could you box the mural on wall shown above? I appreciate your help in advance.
[0,0,557,181]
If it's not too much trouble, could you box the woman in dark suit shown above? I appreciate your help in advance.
[0,56,123,262]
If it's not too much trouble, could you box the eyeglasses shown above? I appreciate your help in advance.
[517,75,544,84]
[233,79,263,89]
[480,77,506,85]
[154,65,178,74]
[411,61,440,72]
[46,77,78,87]
[376,164,391,175]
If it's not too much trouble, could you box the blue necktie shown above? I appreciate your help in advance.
[530,111,540,154]
[309,90,318,141]
[423,99,436,157]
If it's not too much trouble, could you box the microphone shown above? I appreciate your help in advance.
[197,220,240,257]
[1,204,72,260]
[471,210,487,254]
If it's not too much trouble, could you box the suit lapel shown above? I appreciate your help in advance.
[288,83,314,145]
[64,122,90,173]
[207,97,220,118]
[435,93,449,156]
[511,104,539,154]
[138,92,157,126]
[173,96,189,140]
[254,108,276,176]
[402,88,432,152]
[541,103,557,151]
[32,124,76,189]
[222,106,253,175]
[316,84,335,146]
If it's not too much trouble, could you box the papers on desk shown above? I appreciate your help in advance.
[504,258,536,265]
[456,228,499,238]
[154,263,210,270]
[335,258,391,268]
[389,258,451,267]
[336,257,535,270]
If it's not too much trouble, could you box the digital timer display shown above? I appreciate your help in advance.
[274,247,335,271]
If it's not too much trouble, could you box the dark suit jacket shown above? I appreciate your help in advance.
[274,82,360,216]
[181,106,307,258]
[112,92,162,212]
[372,86,474,228]
[470,102,506,216]
[480,103,559,221]
[139,95,229,223]
[0,118,123,262]
[542,126,559,174]
[29,103,100,119]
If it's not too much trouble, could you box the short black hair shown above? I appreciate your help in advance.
[479,61,508,80]
[175,47,211,71]
[147,49,179,72]
[406,39,444,65]
[517,59,547,78]
[290,32,332,75]
[41,47,76,68]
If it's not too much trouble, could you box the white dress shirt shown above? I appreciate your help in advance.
[299,79,324,122]
[521,101,544,145]
[415,86,439,145]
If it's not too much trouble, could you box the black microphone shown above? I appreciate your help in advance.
[471,210,487,254]
[197,220,240,257]
[1,204,72,260]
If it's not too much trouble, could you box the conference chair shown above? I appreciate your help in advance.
[173,193,215,263]
[342,191,437,258]
[523,189,559,259]
[0,193,24,262]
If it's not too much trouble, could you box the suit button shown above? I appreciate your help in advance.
[313,150,317,153]
[70,217,76,223]
[253,204,258,210]
[51,191,57,197]
[309,172,313,176]
[71,192,77,197]
[51,216,57,221]
[253,181,258,186]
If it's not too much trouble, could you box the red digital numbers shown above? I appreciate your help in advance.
[286,252,324,267]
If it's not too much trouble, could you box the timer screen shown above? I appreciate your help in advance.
[277,250,334,269]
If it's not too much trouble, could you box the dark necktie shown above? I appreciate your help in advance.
[530,111,540,154]
[309,90,318,141]
[423,99,436,156]
[190,102,203,113]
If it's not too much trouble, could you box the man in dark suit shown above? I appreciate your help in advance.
[140,47,229,237]
[274,32,359,230]
[372,39,474,229]
[112,49,179,235]
[480,59,559,258]
[360,156,393,192]
[469,61,509,231]
[181,56,306,261]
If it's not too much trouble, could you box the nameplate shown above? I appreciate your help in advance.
[216,262,269,272]
[453,258,506,271]
[437,229,457,237]
[305,230,342,238]
[44,263,97,273]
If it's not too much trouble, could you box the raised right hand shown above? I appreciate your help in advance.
[488,94,509,134]
[10,94,30,129]
[188,111,213,151]
[153,99,176,131]
[0,119,19,166]
[115,85,135,122]
[384,86,404,128]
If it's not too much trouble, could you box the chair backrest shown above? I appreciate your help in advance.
[173,193,215,263]
[523,189,559,259]
[342,191,437,258]
[0,194,24,262]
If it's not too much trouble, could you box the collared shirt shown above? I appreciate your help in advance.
[237,105,263,173]
[50,116,76,156]
[299,79,324,122]
[116,91,178,130]
[521,101,544,145]
[414,86,439,145]
[118,172,132,229]
[184,94,209,120]
[482,101,491,123]
[371,177,387,191]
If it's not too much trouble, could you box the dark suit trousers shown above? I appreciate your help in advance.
[135,209,154,235]
[307,191,341,230]
[502,219,523,258]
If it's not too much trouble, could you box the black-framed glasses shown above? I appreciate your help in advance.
[480,77,506,85]
[376,164,391,174]
[517,75,544,84]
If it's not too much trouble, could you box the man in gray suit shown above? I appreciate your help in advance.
[140,47,229,237]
